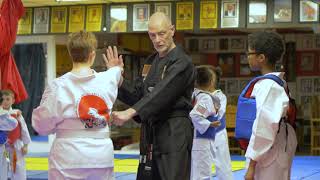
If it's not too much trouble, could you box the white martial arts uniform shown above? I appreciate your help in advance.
[32,67,122,180]
[6,108,31,180]
[190,89,233,180]
[245,72,297,180]
[0,109,18,180]
[210,90,233,180]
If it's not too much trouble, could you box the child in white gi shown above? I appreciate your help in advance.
[32,31,124,180]
[0,91,18,180]
[244,31,297,180]
[2,89,31,180]
[190,65,233,180]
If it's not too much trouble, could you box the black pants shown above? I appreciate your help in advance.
[136,145,191,180]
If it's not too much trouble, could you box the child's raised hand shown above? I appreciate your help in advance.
[103,46,124,69]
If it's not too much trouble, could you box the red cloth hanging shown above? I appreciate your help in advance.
[0,0,28,103]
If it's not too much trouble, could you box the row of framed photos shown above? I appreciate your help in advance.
[185,36,247,53]
[17,0,320,34]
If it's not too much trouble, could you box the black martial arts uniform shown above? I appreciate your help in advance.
[118,46,195,180]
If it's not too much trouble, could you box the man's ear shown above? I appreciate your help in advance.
[170,25,175,37]
[257,54,266,63]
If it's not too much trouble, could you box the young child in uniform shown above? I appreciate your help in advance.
[2,89,31,180]
[32,31,124,180]
[243,31,297,180]
[0,91,18,180]
[190,65,233,180]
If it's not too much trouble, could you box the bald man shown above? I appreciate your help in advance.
[109,12,195,180]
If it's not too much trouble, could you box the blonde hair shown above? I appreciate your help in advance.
[67,31,97,63]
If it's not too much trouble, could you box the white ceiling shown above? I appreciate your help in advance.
[22,0,177,7]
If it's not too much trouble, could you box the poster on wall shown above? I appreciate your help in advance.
[200,1,218,29]
[51,7,67,33]
[69,6,85,32]
[86,5,102,32]
[176,2,194,30]
[33,7,49,33]
[133,4,150,31]
[154,3,171,20]
[221,0,239,28]
[300,0,319,22]
[17,8,32,34]
[110,5,127,32]
[248,1,267,23]
[274,0,292,22]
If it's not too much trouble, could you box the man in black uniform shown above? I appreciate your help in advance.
[108,12,195,180]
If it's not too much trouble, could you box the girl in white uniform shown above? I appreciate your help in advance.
[32,31,124,180]
[0,91,18,180]
[2,89,31,180]
[190,65,233,180]
[244,31,297,180]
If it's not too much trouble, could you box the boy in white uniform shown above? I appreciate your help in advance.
[32,31,124,180]
[0,91,18,180]
[244,31,297,180]
[190,65,233,180]
[2,89,31,180]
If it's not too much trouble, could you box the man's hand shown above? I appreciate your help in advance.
[102,46,124,69]
[210,121,221,127]
[112,108,137,126]
[21,144,28,155]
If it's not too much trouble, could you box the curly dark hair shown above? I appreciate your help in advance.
[195,65,222,89]
[247,31,285,65]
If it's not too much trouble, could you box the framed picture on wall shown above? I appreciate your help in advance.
[299,53,315,72]
[248,1,267,23]
[219,38,229,50]
[201,39,216,51]
[274,0,292,22]
[33,7,49,33]
[300,0,319,22]
[221,0,239,28]
[218,54,235,77]
[226,80,239,94]
[301,36,314,49]
[110,5,127,32]
[300,78,313,93]
[314,78,320,93]
[230,38,245,49]
[133,4,150,31]
[155,3,171,20]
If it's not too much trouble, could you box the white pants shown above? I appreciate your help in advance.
[191,129,233,180]
[247,123,297,180]
[7,146,27,180]
[0,145,8,180]
[49,167,114,180]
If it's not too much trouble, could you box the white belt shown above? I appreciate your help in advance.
[56,129,110,139]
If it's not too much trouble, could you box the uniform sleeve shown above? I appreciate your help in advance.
[17,115,31,145]
[217,92,227,119]
[190,94,217,134]
[106,66,122,86]
[245,80,289,161]
[32,82,63,135]
[118,77,144,107]
[0,113,17,131]
[133,57,194,123]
